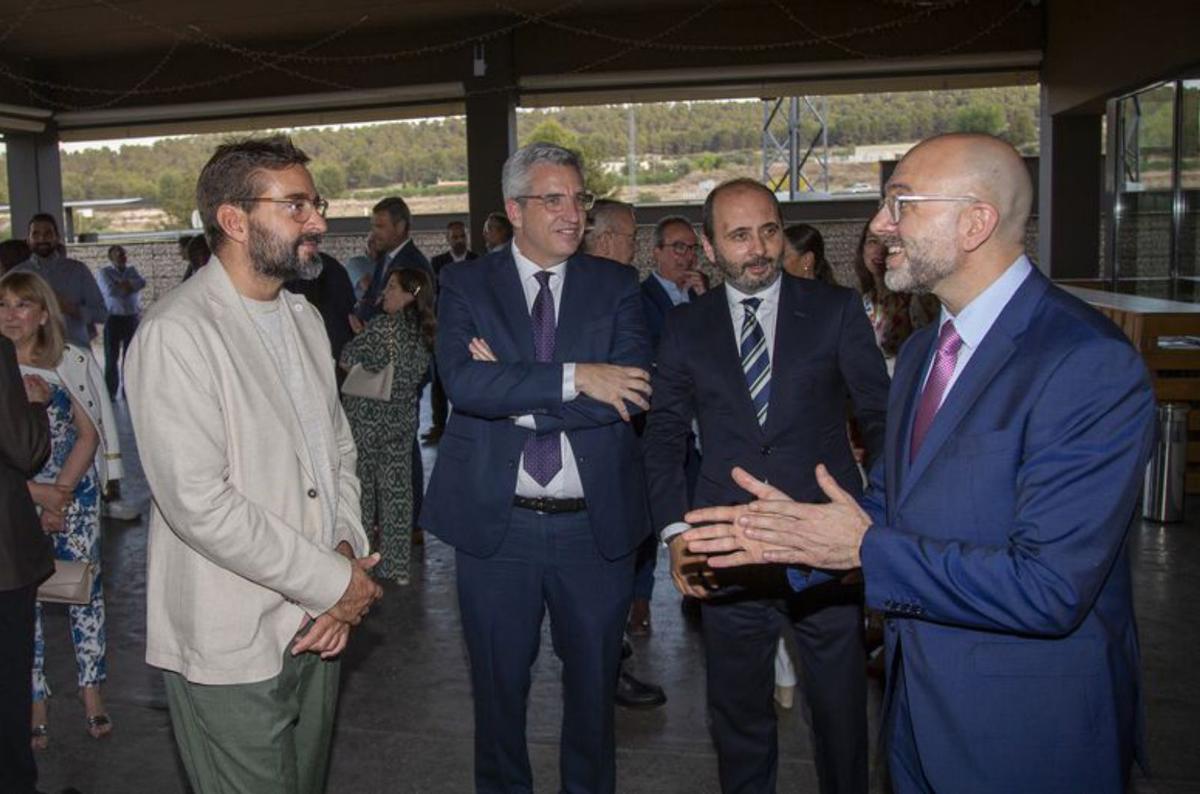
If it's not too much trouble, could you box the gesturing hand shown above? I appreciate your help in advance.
[668,534,717,599]
[682,468,797,567]
[575,363,652,422]
[469,337,498,362]
[327,552,383,626]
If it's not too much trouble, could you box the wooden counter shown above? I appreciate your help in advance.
[1062,286,1200,492]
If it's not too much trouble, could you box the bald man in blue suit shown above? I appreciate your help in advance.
[683,134,1157,793]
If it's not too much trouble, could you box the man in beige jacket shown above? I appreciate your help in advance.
[126,136,382,794]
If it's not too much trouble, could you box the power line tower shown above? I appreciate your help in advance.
[762,97,830,199]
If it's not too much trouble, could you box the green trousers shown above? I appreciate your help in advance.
[162,650,340,794]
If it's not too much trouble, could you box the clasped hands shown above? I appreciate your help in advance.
[680,464,871,571]
[291,542,383,660]
[467,337,651,422]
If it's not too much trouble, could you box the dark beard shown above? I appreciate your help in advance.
[249,222,323,281]
[715,250,782,294]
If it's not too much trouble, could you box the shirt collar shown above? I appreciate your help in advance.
[941,254,1033,351]
[724,273,783,313]
[652,271,686,303]
[511,240,568,283]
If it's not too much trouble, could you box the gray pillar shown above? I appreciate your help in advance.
[465,36,517,255]
[5,128,64,239]
[1038,92,1103,282]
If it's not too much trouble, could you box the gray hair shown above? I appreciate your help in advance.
[502,142,583,200]
[653,215,694,248]
[587,199,634,235]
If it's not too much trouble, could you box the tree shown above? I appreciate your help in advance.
[314,163,347,199]
[520,119,619,197]
[953,102,1007,137]
[158,171,198,227]
[346,156,372,189]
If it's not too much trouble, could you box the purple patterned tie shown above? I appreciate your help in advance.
[909,320,963,462]
[522,271,562,485]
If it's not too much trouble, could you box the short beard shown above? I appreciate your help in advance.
[715,249,782,294]
[881,236,956,294]
[249,220,323,281]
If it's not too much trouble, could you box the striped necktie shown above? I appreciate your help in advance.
[740,297,771,427]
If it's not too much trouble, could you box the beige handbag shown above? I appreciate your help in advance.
[37,559,96,605]
[341,317,400,401]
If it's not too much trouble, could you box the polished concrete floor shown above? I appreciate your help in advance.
[33,393,1200,794]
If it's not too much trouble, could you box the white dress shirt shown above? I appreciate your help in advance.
[511,241,585,499]
[660,274,784,542]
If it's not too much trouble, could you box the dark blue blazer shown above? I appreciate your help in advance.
[644,274,890,535]
[420,249,652,560]
[355,240,432,321]
[640,274,697,355]
[859,267,1156,792]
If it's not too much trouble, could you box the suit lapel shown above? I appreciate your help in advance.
[643,275,673,315]
[203,260,316,483]
[898,269,1047,502]
[765,277,809,437]
[488,253,536,361]
[887,327,932,516]
[554,255,588,363]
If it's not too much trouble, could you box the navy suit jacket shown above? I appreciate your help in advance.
[421,248,652,560]
[644,274,890,540]
[859,267,1156,791]
[640,274,698,355]
[430,249,479,276]
[356,240,432,321]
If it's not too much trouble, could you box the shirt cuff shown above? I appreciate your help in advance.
[562,363,577,402]
[660,521,690,544]
[513,414,536,429]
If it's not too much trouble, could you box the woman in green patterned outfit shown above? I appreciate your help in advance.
[341,267,435,585]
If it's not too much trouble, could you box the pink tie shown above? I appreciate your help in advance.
[909,321,963,462]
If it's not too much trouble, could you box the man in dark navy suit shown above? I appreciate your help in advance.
[354,195,432,321]
[684,135,1157,793]
[426,220,479,445]
[644,178,888,794]
[640,215,708,353]
[422,142,653,794]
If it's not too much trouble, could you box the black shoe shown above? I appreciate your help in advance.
[615,668,667,709]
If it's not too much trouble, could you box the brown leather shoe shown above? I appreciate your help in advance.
[626,597,651,636]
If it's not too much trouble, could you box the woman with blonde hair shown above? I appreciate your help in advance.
[341,267,436,585]
[0,271,116,746]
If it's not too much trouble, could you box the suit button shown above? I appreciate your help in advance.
[760,445,771,456]
[306,488,318,498]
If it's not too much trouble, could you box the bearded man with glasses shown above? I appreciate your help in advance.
[126,136,380,794]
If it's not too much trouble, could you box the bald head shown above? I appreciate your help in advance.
[903,133,1032,245]
[583,199,637,265]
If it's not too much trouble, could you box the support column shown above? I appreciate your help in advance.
[1038,89,1103,282]
[464,35,517,255]
[5,128,64,239]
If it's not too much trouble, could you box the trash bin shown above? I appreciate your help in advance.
[1144,402,1189,523]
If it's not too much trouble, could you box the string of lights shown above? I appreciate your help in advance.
[0,0,1033,110]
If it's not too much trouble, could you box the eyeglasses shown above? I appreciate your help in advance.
[659,241,700,257]
[239,196,329,222]
[515,192,596,212]
[878,194,979,224]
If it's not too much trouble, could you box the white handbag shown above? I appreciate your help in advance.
[341,317,399,401]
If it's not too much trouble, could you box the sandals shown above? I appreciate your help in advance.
[85,712,113,739]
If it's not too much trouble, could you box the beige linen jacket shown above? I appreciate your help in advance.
[125,258,369,685]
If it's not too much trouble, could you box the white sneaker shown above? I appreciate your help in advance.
[102,501,141,521]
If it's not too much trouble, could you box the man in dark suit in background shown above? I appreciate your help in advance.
[641,215,708,352]
[0,336,53,794]
[683,134,1157,794]
[285,251,357,377]
[426,220,479,445]
[422,142,652,793]
[644,178,889,793]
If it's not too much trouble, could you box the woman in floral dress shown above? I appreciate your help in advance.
[341,267,435,585]
[0,271,111,747]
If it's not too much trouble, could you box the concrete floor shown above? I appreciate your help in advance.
[33,393,1200,794]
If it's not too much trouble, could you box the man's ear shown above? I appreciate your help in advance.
[217,204,249,246]
[700,234,717,264]
[960,202,1000,254]
[505,199,523,234]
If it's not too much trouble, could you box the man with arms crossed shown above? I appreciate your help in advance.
[126,136,382,794]
[685,134,1156,793]
[423,142,652,793]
